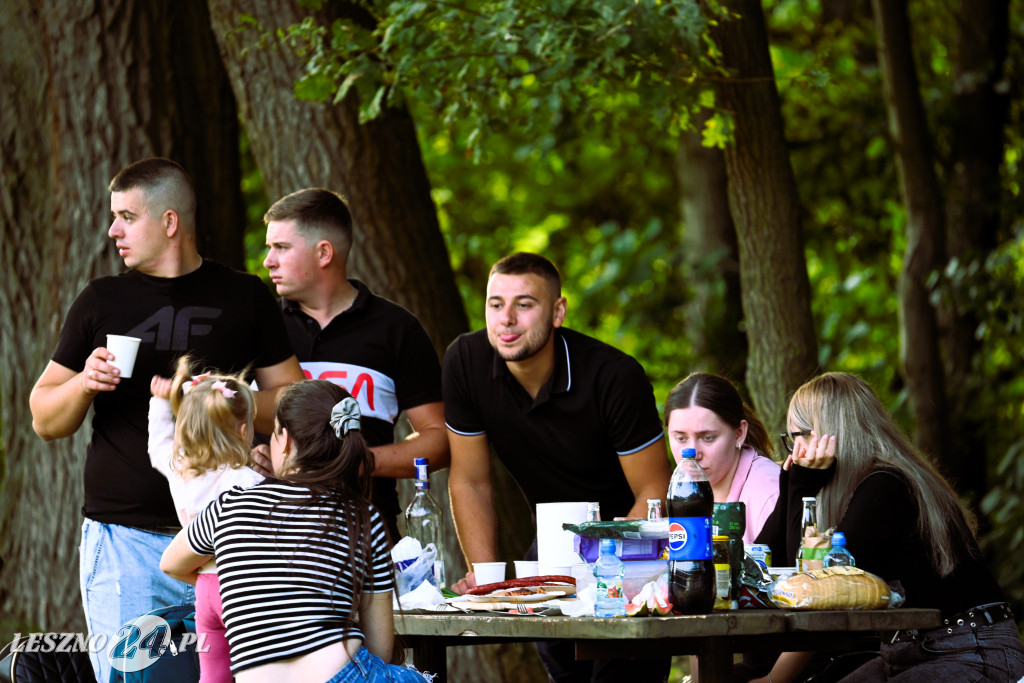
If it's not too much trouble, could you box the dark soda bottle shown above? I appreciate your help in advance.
[667,447,715,614]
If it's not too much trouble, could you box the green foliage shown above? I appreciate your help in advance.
[419,91,694,404]
[240,129,272,286]
[960,233,1024,608]
[279,0,726,157]
[767,0,908,410]
[766,0,1024,611]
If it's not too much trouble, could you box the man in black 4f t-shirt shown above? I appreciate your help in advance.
[261,188,447,541]
[444,252,673,683]
[30,158,304,682]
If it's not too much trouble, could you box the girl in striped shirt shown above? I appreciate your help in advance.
[161,380,430,683]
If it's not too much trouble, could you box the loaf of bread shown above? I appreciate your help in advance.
[770,567,892,609]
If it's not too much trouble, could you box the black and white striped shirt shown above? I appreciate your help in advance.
[187,480,393,675]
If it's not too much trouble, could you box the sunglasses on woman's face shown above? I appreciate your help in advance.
[779,430,812,454]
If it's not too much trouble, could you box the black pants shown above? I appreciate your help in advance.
[535,640,670,683]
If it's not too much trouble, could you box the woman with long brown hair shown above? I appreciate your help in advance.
[664,372,780,542]
[161,380,430,682]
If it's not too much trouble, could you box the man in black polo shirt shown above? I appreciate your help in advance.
[260,188,448,540]
[444,252,672,683]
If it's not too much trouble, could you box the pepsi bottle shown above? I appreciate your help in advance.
[667,447,715,614]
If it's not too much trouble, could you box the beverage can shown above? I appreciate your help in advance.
[744,543,772,570]
[712,536,732,610]
[712,501,746,539]
[713,502,745,603]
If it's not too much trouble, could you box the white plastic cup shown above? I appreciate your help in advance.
[473,562,507,586]
[541,564,572,577]
[571,561,595,593]
[106,335,141,379]
[514,560,539,579]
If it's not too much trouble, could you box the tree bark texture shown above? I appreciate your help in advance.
[205,0,467,356]
[0,0,244,639]
[938,0,1010,497]
[205,4,541,680]
[871,0,951,467]
[709,0,820,432]
[675,124,748,385]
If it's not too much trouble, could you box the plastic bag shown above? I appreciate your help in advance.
[391,537,439,595]
[770,567,895,610]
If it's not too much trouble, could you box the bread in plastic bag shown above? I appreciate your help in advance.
[770,566,895,610]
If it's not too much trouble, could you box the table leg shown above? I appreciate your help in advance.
[696,638,732,682]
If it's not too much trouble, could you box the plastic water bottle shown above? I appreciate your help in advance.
[404,458,446,587]
[667,447,715,614]
[594,538,626,617]
[824,531,856,567]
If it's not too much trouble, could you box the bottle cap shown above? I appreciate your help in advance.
[831,532,847,546]
[414,457,428,466]
[599,538,616,552]
[802,496,816,502]
[681,448,696,459]
[712,535,729,542]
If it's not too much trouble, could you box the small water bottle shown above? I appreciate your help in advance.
[404,458,446,587]
[824,531,856,567]
[593,538,626,617]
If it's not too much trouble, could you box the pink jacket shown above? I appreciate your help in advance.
[726,445,781,543]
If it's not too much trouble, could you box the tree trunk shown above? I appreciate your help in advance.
[205,0,466,354]
[871,0,951,466]
[206,4,539,680]
[0,0,245,640]
[939,0,1010,497]
[675,124,748,385]
[709,0,820,432]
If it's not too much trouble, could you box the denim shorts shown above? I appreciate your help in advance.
[839,618,1024,682]
[326,646,433,683]
[79,519,195,683]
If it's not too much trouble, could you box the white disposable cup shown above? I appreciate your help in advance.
[473,562,507,585]
[571,562,595,593]
[106,335,141,379]
[541,564,572,577]
[514,560,539,579]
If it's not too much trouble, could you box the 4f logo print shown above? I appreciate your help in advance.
[126,306,221,350]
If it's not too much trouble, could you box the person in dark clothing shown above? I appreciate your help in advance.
[750,372,1024,683]
[258,188,447,541]
[29,158,303,682]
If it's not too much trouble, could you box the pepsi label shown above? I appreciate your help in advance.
[668,516,713,561]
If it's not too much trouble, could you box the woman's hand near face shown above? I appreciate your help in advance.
[785,432,836,471]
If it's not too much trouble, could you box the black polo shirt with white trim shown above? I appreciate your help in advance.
[443,327,664,520]
[280,280,442,530]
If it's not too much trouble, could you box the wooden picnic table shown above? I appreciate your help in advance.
[396,608,941,682]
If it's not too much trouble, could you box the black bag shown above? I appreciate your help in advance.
[0,636,96,683]
[107,604,200,683]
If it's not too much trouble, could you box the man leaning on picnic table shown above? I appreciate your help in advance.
[443,252,674,683]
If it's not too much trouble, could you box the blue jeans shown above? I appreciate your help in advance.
[79,520,195,683]
[839,619,1024,682]
[326,646,432,682]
